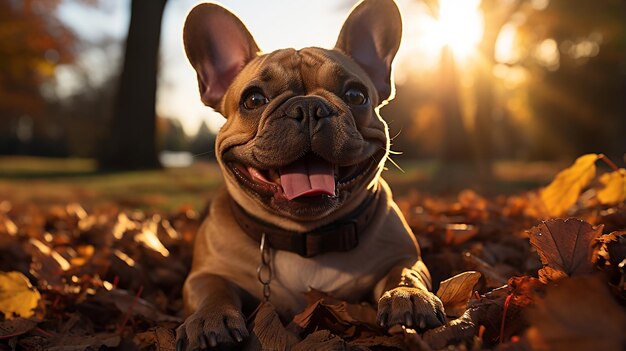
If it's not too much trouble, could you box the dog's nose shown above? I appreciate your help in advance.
[284,97,333,120]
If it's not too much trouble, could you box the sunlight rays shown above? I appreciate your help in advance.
[427,0,484,60]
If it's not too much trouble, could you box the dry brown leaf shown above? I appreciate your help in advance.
[423,310,477,350]
[292,296,380,341]
[46,333,121,351]
[525,276,626,351]
[0,318,38,339]
[28,238,68,291]
[540,153,599,217]
[594,230,626,264]
[246,302,300,351]
[462,252,508,288]
[349,333,407,350]
[445,224,479,245]
[133,327,176,351]
[435,271,481,318]
[528,219,602,283]
[292,330,347,351]
[0,271,41,320]
[507,276,544,307]
[597,169,626,205]
[95,289,182,323]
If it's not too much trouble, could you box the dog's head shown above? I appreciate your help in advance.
[184,0,402,228]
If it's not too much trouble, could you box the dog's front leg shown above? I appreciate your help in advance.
[376,259,446,331]
[176,273,248,350]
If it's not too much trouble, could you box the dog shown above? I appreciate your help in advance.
[176,0,445,349]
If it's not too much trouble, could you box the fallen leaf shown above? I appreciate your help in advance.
[594,230,626,265]
[349,333,407,350]
[245,302,300,351]
[525,276,626,351]
[91,289,182,323]
[0,318,38,340]
[0,271,41,319]
[540,153,599,217]
[436,271,481,318]
[445,224,479,245]
[46,333,121,351]
[28,238,69,291]
[597,169,626,205]
[133,327,176,351]
[507,276,544,307]
[292,296,379,340]
[423,310,478,350]
[528,219,602,283]
[462,252,508,288]
[292,330,347,351]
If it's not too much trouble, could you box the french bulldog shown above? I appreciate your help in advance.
[176,0,445,349]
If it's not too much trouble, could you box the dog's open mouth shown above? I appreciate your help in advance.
[228,153,378,201]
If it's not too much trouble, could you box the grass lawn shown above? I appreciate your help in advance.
[0,156,563,211]
[0,157,223,211]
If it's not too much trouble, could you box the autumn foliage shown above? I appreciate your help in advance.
[0,0,75,117]
[1,154,625,350]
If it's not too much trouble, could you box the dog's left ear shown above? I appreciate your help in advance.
[183,3,260,109]
[335,0,402,102]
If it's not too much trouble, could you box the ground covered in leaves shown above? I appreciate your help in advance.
[1,154,625,350]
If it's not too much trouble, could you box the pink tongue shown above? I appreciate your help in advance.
[279,157,335,200]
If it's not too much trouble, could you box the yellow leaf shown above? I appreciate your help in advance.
[540,153,600,217]
[0,271,41,320]
[597,169,626,205]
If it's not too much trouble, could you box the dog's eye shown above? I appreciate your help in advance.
[242,91,269,109]
[344,87,368,105]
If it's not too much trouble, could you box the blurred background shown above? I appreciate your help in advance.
[0,0,625,208]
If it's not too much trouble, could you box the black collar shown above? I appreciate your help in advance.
[230,192,379,257]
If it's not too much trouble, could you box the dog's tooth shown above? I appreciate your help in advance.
[268,169,281,184]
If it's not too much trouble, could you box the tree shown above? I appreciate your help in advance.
[189,121,216,160]
[420,0,527,182]
[159,118,189,152]
[98,0,168,170]
[0,0,75,154]
[519,0,626,160]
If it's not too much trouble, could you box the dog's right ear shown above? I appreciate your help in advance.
[184,3,260,109]
[335,0,402,103]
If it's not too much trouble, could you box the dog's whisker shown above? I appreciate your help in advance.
[390,127,403,141]
[192,150,215,158]
[386,156,405,173]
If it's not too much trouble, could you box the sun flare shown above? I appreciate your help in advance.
[431,0,484,60]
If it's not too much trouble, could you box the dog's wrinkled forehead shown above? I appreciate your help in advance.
[238,47,370,96]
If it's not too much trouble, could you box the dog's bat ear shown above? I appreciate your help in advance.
[335,0,402,103]
[183,3,260,109]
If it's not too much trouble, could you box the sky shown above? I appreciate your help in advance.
[57,0,445,135]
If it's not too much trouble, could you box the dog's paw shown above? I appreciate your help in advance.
[175,305,248,351]
[377,286,446,331]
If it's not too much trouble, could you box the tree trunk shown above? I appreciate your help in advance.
[98,0,167,170]
[439,46,471,162]
[433,46,475,192]
[471,0,524,183]
[472,31,498,183]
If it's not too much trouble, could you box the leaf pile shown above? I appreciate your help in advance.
[0,202,199,350]
[1,153,626,350]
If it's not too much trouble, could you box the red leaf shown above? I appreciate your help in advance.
[528,218,602,283]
